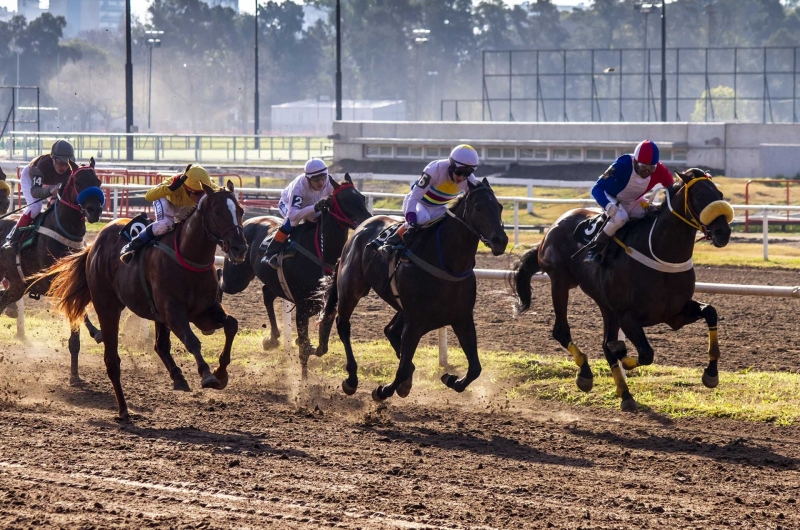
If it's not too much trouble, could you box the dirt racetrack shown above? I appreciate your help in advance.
[0,261,798,529]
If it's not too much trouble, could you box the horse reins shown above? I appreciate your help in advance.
[58,166,96,220]
[326,183,358,229]
[667,174,713,241]
[445,185,498,247]
[173,191,244,272]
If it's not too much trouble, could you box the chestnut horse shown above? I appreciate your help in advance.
[46,182,248,419]
[513,169,733,411]
[0,160,104,382]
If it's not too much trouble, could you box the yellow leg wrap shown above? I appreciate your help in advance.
[708,328,720,361]
[610,363,629,398]
[568,342,586,367]
[619,356,639,371]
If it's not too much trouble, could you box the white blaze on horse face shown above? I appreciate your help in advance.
[227,198,239,227]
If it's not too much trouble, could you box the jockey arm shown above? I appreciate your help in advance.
[285,175,320,226]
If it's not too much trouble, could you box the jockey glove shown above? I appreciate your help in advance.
[314,199,329,212]
[604,202,619,218]
[405,211,417,227]
[168,174,188,191]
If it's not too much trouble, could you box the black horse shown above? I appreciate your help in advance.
[0,159,104,384]
[220,174,371,370]
[513,168,733,411]
[320,178,508,401]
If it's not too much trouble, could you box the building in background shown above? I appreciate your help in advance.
[16,0,124,36]
[205,0,238,11]
[16,0,45,21]
[271,99,406,136]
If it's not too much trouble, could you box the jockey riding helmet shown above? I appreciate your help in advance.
[51,139,76,164]
[633,140,659,167]
[184,165,213,192]
[304,158,328,180]
[449,144,479,177]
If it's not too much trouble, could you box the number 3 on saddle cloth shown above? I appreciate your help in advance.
[572,212,635,262]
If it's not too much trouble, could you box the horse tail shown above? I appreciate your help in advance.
[320,259,340,321]
[512,244,541,314]
[46,247,92,326]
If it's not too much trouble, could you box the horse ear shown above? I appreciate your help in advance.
[328,175,340,189]
[344,172,353,184]
[481,177,492,189]
[675,170,691,184]
[202,183,215,195]
[89,157,95,168]
[226,179,234,192]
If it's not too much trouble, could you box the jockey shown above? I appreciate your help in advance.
[3,139,76,253]
[583,139,675,264]
[378,144,480,258]
[120,164,217,264]
[261,158,333,269]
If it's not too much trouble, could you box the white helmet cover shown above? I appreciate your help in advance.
[449,144,479,168]
[304,158,328,178]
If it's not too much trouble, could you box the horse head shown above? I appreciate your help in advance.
[70,157,104,223]
[675,168,733,248]
[459,178,508,256]
[321,172,372,228]
[200,180,248,263]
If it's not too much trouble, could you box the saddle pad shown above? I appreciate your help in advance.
[18,206,53,250]
[573,214,605,245]
[373,222,404,246]
[119,213,154,242]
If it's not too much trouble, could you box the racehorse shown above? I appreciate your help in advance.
[0,159,104,383]
[46,181,248,419]
[320,178,508,401]
[513,168,733,411]
[219,174,371,372]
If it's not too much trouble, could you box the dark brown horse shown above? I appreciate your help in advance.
[320,179,508,401]
[46,181,248,419]
[219,175,371,372]
[513,168,734,411]
[0,160,104,383]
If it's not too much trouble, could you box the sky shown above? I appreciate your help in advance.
[0,0,591,20]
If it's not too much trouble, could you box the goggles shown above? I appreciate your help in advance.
[453,166,475,177]
[307,173,327,183]
[636,162,657,174]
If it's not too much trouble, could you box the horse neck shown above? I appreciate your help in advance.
[52,197,86,238]
[651,188,699,262]
[321,213,348,262]
[179,206,217,264]
[435,208,479,273]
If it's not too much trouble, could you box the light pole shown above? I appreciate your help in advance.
[634,2,654,121]
[660,0,667,122]
[412,29,430,121]
[144,30,163,132]
[254,1,260,147]
[125,0,134,160]
[335,0,342,121]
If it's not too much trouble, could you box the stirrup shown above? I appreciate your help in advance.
[266,254,279,270]
[120,245,136,264]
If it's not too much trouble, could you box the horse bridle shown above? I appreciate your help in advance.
[667,174,715,240]
[58,166,99,220]
[445,185,500,246]
[325,183,359,229]
[197,191,245,253]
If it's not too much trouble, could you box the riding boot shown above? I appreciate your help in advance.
[583,230,613,265]
[3,212,33,254]
[378,224,407,260]
[120,225,154,264]
[263,227,289,270]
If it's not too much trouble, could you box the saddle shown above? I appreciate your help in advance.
[119,212,155,243]
[257,222,318,261]
[17,206,54,251]
[573,213,640,262]
[370,216,444,260]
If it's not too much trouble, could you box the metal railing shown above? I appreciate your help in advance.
[3,132,331,164]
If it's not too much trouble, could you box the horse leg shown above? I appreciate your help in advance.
[84,314,103,343]
[373,323,422,401]
[442,316,483,393]
[68,326,82,385]
[666,300,720,389]
[153,322,190,392]
[601,310,637,412]
[166,310,220,390]
[617,312,655,369]
[295,301,313,379]
[315,302,336,358]
[384,313,413,397]
[261,285,280,350]
[551,276,593,392]
[336,276,370,396]
[193,303,237,390]
[97,310,128,420]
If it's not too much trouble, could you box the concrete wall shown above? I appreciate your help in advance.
[333,121,800,178]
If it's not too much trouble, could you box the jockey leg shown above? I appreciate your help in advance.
[378,204,431,258]
[263,219,292,270]
[584,206,628,264]
[120,224,157,264]
[3,212,34,253]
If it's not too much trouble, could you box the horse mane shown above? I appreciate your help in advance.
[448,182,488,211]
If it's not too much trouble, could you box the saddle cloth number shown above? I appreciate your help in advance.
[120,213,154,242]
[374,223,402,245]
[573,214,605,245]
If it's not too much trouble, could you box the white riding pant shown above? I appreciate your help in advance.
[19,166,43,218]
[402,195,447,227]
[152,198,192,236]
[602,197,648,236]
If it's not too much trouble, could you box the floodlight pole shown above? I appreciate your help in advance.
[125,0,134,160]
[660,0,667,122]
[254,2,260,147]
[336,0,342,121]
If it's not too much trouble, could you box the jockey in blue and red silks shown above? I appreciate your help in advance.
[583,139,676,264]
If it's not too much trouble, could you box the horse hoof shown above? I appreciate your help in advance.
[371,387,387,402]
[4,306,18,319]
[116,410,130,422]
[262,336,279,351]
[397,378,413,398]
[201,373,221,389]
[201,329,215,336]
[576,375,594,393]
[69,375,84,386]
[620,398,638,412]
[313,347,327,358]
[173,379,191,392]
[341,380,357,396]
[92,331,103,344]
[213,370,229,390]
[619,356,638,371]
[702,370,719,389]
[440,373,457,389]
